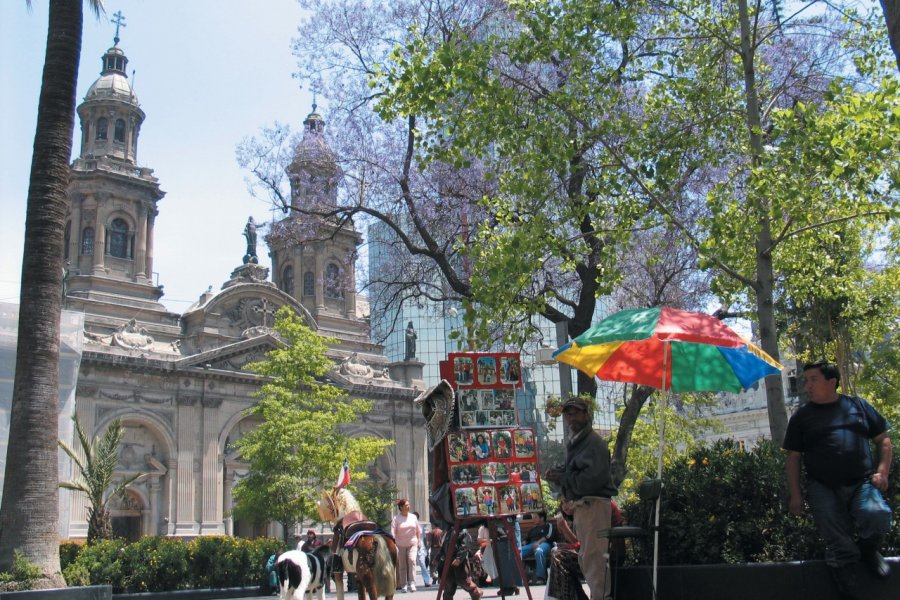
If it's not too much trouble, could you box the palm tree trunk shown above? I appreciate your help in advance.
[0,0,84,585]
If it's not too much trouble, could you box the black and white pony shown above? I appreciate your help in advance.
[276,545,332,600]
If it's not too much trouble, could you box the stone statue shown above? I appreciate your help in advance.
[339,353,374,378]
[404,321,417,360]
[243,216,258,264]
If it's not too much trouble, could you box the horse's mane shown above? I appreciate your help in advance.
[335,488,362,516]
[319,487,362,523]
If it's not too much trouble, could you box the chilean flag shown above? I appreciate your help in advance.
[335,458,351,489]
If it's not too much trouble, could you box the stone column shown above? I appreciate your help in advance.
[315,246,325,310]
[174,395,198,535]
[200,396,224,534]
[148,477,161,535]
[68,195,82,268]
[134,206,148,280]
[92,201,105,274]
[224,469,235,536]
[165,457,176,535]
[347,257,357,316]
[67,398,95,539]
[146,211,157,282]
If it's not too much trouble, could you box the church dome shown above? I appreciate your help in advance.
[86,73,138,103]
[84,45,138,105]
[289,106,337,173]
[286,104,342,209]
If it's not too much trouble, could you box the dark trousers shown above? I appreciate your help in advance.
[442,563,481,600]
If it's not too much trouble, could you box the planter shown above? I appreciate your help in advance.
[614,557,899,600]
[113,587,263,600]
[0,586,111,600]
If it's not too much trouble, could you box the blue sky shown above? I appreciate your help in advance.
[0,1,314,313]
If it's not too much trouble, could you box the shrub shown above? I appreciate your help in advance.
[189,536,239,589]
[59,540,84,573]
[623,438,900,565]
[120,536,190,593]
[0,550,43,591]
[63,538,127,592]
[60,535,289,592]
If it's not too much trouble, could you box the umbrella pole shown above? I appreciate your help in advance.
[651,391,668,599]
[652,346,671,600]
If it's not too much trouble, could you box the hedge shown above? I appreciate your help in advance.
[60,536,285,593]
[623,439,899,566]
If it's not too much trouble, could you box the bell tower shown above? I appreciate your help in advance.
[64,20,170,322]
[267,104,365,332]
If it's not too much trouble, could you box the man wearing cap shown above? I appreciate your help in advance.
[301,529,322,552]
[545,398,617,600]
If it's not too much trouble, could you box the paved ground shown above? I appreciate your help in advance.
[220,575,548,600]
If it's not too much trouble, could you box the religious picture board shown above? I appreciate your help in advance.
[441,352,522,429]
[446,427,543,518]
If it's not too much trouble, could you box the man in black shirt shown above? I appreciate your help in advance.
[521,512,555,584]
[784,361,892,599]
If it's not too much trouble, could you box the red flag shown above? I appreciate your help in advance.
[335,458,350,489]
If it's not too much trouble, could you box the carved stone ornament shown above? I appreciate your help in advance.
[201,396,223,409]
[112,318,154,350]
[177,395,199,407]
[339,352,374,378]
[226,297,280,330]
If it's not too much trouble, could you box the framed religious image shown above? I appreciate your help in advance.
[470,431,492,460]
[459,389,478,412]
[475,411,490,426]
[513,429,535,458]
[520,483,543,511]
[500,356,521,385]
[454,356,475,386]
[455,487,477,517]
[499,485,521,513]
[492,430,513,459]
[461,412,476,427]
[518,462,538,483]
[477,389,496,410]
[477,485,497,516]
[451,464,480,485]
[480,461,509,484]
[495,388,515,410]
[447,432,469,463]
[476,356,498,385]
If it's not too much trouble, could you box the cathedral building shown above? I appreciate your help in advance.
[60,38,428,540]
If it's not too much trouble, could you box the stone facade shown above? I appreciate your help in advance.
[61,41,428,540]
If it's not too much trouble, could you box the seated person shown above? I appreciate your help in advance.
[521,512,556,585]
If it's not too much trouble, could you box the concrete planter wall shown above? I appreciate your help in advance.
[615,558,899,600]
[0,586,111,600]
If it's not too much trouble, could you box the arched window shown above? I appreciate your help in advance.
[63,222,71,260]
[114,119,126,143]
[96,118,108,140]
[281,265,294,294]
[302,271,315,297]
[108,218,129,258]
[81,227,94,256]
[325,263,343,299]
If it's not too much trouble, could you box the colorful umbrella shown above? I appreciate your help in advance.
[552,305,782,594]
[552,305,782,392]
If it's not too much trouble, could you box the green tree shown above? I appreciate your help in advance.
[352,481,398,526]
[231,307,393,540]
[373,0,898,448]
[58,416,144,544]
[0,0,103,585]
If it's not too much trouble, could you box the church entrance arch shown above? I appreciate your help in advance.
[110,490,144,542]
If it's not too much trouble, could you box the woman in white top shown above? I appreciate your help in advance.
[391,498,422,592]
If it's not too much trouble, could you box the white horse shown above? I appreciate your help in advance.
[276,545,331,600]
[319,487,397,600]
